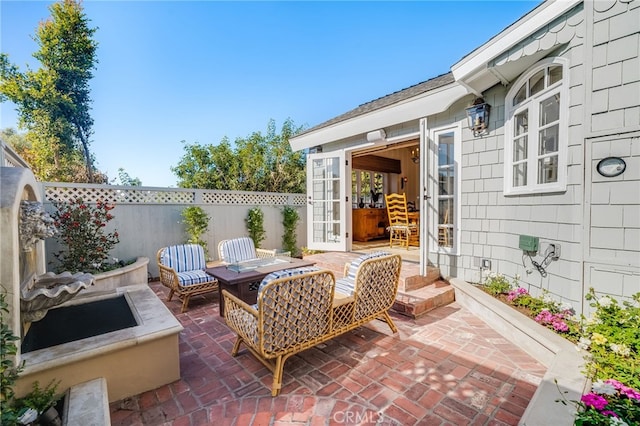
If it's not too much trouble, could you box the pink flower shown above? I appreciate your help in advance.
[552,319,569,332]
[601,410,619,418]
[581,393,608,410]
[620,386,640,401]
[605,379,624,390]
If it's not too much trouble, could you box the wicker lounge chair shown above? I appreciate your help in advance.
[223,252,402,396]
[156,244,218,312]
[217,237,279,263]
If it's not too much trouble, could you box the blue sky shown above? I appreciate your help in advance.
[1,0,540,187]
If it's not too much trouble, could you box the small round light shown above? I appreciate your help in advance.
[596,157,626,177]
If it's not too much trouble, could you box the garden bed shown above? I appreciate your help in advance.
[450,278,587,426]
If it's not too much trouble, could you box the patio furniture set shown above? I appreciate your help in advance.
[156,237,402,396]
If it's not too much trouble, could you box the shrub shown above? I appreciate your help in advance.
[483,272,512,296]
[1,292,24,425]
[245,207,266,248]
[181,206,210,255]
[281,206,300,257]
[51,198,120,274]
[580,290,640,391]
[18,379,62,414]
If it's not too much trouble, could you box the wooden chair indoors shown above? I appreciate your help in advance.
[384,193,419,249]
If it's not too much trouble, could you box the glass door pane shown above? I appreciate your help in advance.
[306,151,347,251]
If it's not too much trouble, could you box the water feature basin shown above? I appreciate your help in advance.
[16,284,183,402]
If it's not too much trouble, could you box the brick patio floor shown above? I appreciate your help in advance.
[109,276,546,425]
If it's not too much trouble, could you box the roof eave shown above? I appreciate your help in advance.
[451,0,582,94]
[290,82,469,152]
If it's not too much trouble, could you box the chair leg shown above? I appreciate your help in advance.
[167,289,175,301]
[180,294,191,313]
[272,355,286,397]
[231,336,243,356]
[381,311,398,333]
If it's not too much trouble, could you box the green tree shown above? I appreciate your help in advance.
[112,168,142,186]
[0,0,99,183]
[172,119,306,193]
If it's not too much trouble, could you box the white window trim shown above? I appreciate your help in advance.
[430,124,461,255]
[504,57,569,196]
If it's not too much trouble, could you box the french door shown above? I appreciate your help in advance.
[306,151,348,251]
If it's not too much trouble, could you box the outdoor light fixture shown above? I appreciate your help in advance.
[410,146,420,163]
[465,98,491,136]
[596,157,626,177]
[366,129,386,143]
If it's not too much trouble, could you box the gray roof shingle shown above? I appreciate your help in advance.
[298,72,455,136]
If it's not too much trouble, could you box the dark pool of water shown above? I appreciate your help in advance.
[21,295,137,353]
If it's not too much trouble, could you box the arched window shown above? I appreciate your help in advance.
[504,58,568,195]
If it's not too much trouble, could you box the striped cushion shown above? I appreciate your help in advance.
[219,237,258,263]
[161,244,206,272]
[258,267,320,295]
[334,277,355,297]
[177,270,213,286]
[346,251,390,281]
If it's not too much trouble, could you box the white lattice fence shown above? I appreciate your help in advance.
[43,183,305,206]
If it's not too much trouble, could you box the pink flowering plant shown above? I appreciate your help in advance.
[560,378,640,425]
[51,198,120,274]
[557,290,640,425]
[483,273,580,340]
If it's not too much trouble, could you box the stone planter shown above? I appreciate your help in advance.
[82,257,149,296]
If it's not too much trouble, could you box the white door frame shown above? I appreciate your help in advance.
[306,150,349,252]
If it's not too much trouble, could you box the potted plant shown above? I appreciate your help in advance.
[181,206,211,257]
[18,380,62,426]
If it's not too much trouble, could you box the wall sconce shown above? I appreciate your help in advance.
[410,147,420,163]
[465,98,491,136]
[366,129,386,143]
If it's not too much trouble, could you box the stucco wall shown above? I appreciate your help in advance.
[41,184,307,278]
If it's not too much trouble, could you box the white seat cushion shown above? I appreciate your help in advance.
[177,270,213,287]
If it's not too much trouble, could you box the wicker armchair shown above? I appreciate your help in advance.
[156,244,218,312]
[223,253,402,396]
[217,237,279,263]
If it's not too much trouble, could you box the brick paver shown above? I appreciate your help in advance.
[110,264,546,426]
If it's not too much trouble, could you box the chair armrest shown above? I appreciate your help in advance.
[157,263,179,289]
[223,289,258,316]
[344,262,350,277]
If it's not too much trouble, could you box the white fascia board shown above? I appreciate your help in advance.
[290,83,469,152]
[451,0,582,83]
